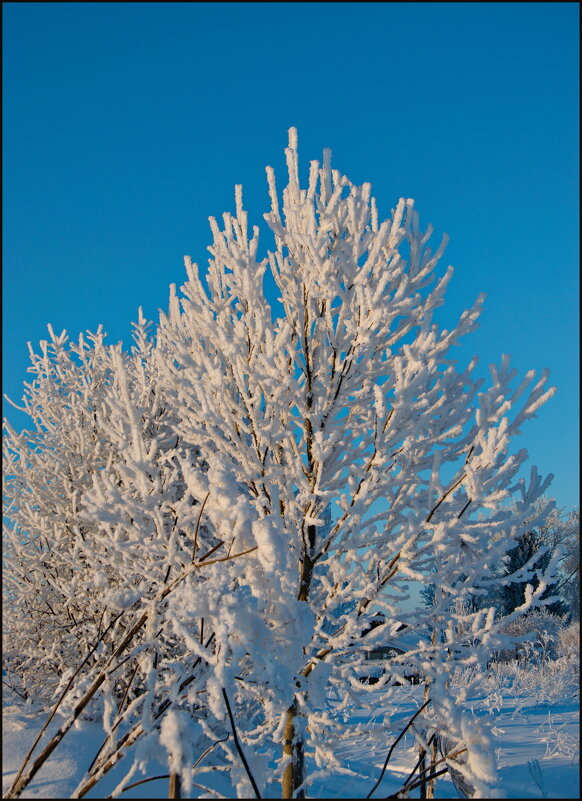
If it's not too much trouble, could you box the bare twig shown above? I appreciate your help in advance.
[112,774,169,795]
[405,744,468,798]
[197,539,225,563]
[366,698,431,798]
[222,688,262,799]
[113,776,221,797]
[426,474,465,523]
[552,564,580,595]
[402,733,435,790]
[386,766,449,797]
[191,731,229,771]
[419,747,467,782]
[106,652,133,677]
[191,491,210,563]
[193,545,257,568]
[2,679,28,701]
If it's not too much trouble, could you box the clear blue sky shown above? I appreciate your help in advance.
[3,3,579,509]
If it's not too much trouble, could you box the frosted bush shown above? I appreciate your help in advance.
[495,608,567,663]
[483,625,579,705]
[557,621,580,661]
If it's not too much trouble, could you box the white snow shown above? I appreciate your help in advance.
[3,684,579,798]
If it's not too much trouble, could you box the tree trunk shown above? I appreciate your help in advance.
[419,743,427,800]
[168,771,181,799]
[282,703,304,799]
[426,735,437,798]
[420,674,432,800]
[281,480,316,800]
[282,520,315,797]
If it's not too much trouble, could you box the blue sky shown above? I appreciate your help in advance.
[3,2,579,509]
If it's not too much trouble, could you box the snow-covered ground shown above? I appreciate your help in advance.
[3,686,579,799]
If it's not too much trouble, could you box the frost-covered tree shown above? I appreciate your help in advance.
[4,129,561,799]
[151,129,558,797]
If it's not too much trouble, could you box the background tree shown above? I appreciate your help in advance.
[487,503,579,621]
[541,507,579,620]
[496,528,566,617]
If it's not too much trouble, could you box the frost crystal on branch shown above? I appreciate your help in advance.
[3,128,558,799]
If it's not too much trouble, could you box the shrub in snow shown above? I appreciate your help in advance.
[484,646,579,706]
[556,621,580,661]
[496,608,567,663]
[4,129,562,799]
[482,614,579,706]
